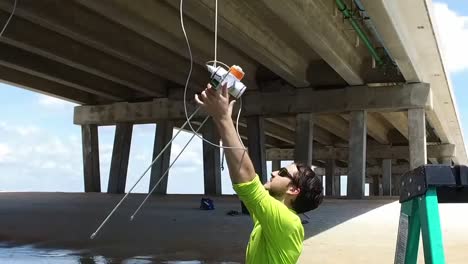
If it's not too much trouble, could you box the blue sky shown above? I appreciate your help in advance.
[0,1,467,194]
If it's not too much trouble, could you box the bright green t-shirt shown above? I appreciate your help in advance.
[233,175,304,264]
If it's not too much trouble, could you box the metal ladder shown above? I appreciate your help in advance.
[394,165,468,264]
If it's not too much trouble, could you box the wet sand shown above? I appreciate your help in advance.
[0,193,467,263]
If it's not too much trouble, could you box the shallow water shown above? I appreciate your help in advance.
[0,244,240,264]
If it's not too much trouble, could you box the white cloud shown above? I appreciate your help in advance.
[134,154,147,161]
[16,126,40,136]
[170,142,203,167]
[134,124,156,137]
[38,94,76,109]
[0,121,40,136]
[0,120,84,192]
[99,125,116,136]
[433,2,468,73]
[41,161,57,169]
[99,143,114,164]
[0,143,11,162]
[33,138,69,155]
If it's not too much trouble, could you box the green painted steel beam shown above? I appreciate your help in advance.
[335,0,384,65]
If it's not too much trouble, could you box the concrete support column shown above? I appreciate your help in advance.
[108,123,133,194]
[408,108,427,169]
[393,174,401,196]
[294,113,314,166]
[272,160,281,171]
[149,121,174,195]
[81,124,101,192]
[382,159,392,196]
[247,116,267,182]
[372,175,381,196]
[325,159,335,196]
[202,119,222,195]
[333,174,341,196]
[347,111,367,198]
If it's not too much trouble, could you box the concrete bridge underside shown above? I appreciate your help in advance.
[0,0,465,198]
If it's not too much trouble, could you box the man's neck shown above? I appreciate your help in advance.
[284,198,294,211]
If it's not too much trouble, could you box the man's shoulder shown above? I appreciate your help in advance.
[232,174,263,193]
[285,212,304,244]
[272,203,303,230]
[288,210,303,230]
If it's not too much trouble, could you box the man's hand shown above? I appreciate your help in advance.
[195,83,236,122]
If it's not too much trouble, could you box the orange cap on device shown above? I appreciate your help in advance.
[229,65,245,80]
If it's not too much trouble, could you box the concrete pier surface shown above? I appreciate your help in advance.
[0,193,467,263]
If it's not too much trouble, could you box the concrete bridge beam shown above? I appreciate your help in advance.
[265,144,454,161]
[74,83,431,125]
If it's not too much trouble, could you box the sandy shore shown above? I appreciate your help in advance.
[0,192,467,263]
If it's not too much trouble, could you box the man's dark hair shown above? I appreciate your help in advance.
[290,163,324,214]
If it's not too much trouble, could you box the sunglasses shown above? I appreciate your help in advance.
[278,167,295,181]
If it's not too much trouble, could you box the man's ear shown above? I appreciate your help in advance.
[287,185,301,196]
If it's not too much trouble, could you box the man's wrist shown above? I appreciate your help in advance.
[214,117,233,133]
[213,115,233,128]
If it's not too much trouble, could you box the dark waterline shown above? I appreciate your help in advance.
[0,243,240,264]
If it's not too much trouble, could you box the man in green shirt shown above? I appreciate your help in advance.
[195,84,324,263]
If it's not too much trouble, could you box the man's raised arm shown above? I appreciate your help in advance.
[195,84,256,184]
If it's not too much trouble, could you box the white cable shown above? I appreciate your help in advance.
[130,115,211,220]
[206,60,229,69]
[90,107,201,239]
[0,0,17,37]
[180,0,246,150]
[237,97,245,149]
[214,0,218,67]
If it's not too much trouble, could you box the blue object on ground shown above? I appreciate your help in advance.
[200,198,214,210]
